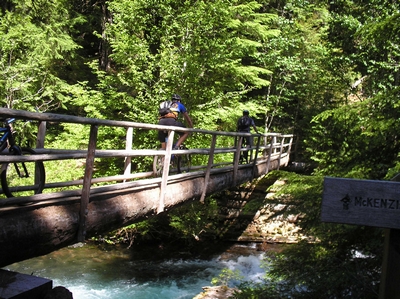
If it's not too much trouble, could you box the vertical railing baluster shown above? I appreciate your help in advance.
[158,130,175,214]
[36,121,46,187]
[252,134,261,178]
[77,124,98,242]
[233,135,243,185]
[36,121,46,149]
[123,127,133,182]
[200,134,217,203]
[286,136,294,167]
[278,136,285,170]
[266,135,274,174]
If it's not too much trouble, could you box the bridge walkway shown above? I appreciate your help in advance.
[0,108,293,267]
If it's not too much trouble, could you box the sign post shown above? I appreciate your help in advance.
[322,177,400,298]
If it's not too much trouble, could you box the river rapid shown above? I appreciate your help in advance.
[3,241,281,299]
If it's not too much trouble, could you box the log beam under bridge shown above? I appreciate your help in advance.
[0,156,287,267]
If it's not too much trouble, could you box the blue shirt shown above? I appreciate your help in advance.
[170,101,187,117]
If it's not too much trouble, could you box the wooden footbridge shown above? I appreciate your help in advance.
[0,108,293,267]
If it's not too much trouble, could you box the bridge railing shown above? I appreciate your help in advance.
[0,108,293,239]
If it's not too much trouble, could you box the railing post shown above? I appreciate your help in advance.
[233,136,243,185]
[36,121,46,149]
[252,134,261,178]
[286,136,294,167]
[266,135,274,174]
[158,130,175,213]
[379,173,400,298]
[200,134,217,203]
[123,127,133,182]
[262,135,268,159]
[77,124,98,242]
[273,136,277,154]
[277,136,285,170]
[35,121,46,187]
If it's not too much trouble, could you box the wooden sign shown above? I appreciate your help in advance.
[322,177,400,229]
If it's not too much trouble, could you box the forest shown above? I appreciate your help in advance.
[1,0,400,298]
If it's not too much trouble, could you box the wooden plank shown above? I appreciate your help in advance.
[285,136,294,166]
[200,134,217,203]
[379,228,400,299]
[251,135,261,178]
[158,130,175,214]
[233,136,242,185]
[124,127,133,181]
[36,121,46,148]
[0,146,273,162]
[277,137,285,169]
[265,135,274,174]
[322,177,400,229]
[378,173,400,299]
[77,124,98,242]
[0,107,277,137]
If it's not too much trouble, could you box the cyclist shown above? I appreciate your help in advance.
[158,94,193,150]
[237,109,259,162]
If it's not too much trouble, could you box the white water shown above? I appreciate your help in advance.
[4,243,268,299]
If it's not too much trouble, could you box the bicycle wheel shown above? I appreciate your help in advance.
[1,147,45,198]
[177,147,191,174]
[153,155,164,177]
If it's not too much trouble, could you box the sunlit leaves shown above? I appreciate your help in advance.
[307,87,400,179]
[0,0,82,111]
[100,0,280,126]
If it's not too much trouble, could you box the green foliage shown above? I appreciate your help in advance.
[326,0,400,96]
[356,12,400,94]
[97,197,219,246]
[0,0,84,112]
[89,0,280,131]
[168,197,219,240]
[307,88,400,179]
[212,268,243,287]
[91,221,153,245]
[256,0,347,158]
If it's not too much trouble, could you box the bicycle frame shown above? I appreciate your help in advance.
[0,118,22,154]
[0,118,30,183]
[0,126,11,151]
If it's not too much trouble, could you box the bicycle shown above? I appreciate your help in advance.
[153,144,191,177]
[0,118,45,198]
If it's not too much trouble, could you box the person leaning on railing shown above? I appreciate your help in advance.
[157,94,194,150]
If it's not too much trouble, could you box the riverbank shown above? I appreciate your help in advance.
[215,174,309,244]
[193,173,311,298]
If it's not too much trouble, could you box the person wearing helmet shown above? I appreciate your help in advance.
[158,94,194,150]
[237,110,259,162]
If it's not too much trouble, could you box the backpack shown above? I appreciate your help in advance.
[159,101,179,117]
[238,116,252,130]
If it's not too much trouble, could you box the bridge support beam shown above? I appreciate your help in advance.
[0,155,288,268]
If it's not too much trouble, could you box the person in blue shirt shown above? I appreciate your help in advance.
[237,110,259,163]
[158,94,193,150]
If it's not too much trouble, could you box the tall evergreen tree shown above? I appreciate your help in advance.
[79,0,280,132]
[0,0,85,112]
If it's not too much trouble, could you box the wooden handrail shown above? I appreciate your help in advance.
[0,107,286,137]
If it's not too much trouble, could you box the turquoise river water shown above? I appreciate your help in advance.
[3,242,272,299]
